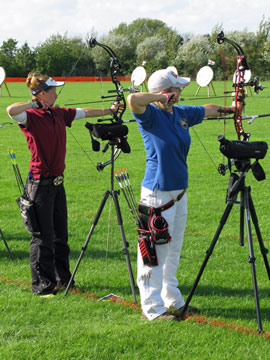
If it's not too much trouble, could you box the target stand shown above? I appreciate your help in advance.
[131,66,148,92]
[0,67,11,97]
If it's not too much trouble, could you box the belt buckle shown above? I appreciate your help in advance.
[53,176,64,186]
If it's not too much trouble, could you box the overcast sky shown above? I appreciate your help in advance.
[1,0,269,48]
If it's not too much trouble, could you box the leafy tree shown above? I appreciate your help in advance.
[1,17,270,80]
[251,17,270,79]
[136,36,167,73]
[14,42,35,76]
[34,33,95,76]
[90,33,132,75]
[175,35,214,79]
[111,18,183,73]
[0,38,18,76]
[112,18,169,48]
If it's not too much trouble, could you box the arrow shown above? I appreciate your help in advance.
[8,148,25,195]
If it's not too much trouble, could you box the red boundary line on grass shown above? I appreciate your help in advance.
[1,275,269,339]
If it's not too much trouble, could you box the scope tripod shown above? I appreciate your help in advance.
[181,160,270,333]
[65,141,137,303]
[0,228,13,259]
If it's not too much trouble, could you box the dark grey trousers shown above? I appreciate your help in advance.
[26,179,72,294]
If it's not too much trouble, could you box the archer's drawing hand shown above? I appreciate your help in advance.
[32,99,50,110]
[160,92,178,108]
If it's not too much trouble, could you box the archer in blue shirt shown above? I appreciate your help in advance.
[127,67,234,322]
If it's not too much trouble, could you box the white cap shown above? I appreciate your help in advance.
[148,67,190,93]
[31,77,65,95]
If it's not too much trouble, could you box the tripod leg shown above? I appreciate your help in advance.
[248,190,270,280]
[65,190,110,295]
[112,190,137,304]
[240,191,244,246]
[0,228,13,260]
[243,188,263,333]
[180,201,234,315]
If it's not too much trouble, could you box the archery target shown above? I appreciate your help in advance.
[233,69,251,83]
[166,66,178,75]
[131,66,147,86]
[0,67,6,86]
[196,66,214,87]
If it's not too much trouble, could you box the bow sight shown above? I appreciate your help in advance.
[250,77,265,94]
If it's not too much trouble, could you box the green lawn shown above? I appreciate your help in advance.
[0,80,270,359]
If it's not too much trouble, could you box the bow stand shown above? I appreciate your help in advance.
[180,33,270,333]
[65,39,137,303]
[181,135,270,332]
[65,131,137,303]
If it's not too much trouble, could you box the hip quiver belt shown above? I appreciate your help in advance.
[137,190,186,266]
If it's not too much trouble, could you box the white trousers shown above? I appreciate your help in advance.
[137,186,188,320]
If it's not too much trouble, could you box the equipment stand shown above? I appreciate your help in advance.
[65,142,137,303]
[0,228,13,259]
[181,161,270,333]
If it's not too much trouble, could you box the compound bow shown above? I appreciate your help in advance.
[88,38,134,170]
[216,31,267,141]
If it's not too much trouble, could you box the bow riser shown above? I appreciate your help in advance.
[233,56,249,141]
[218,33,251,141]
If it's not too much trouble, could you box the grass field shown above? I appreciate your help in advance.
[0,80,270,359]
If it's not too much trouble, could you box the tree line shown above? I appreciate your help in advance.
[1,17,270,81]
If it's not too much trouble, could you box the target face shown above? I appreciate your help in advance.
[131,66,147,86]
[0,67,6,85]
[233,69,251,83]
[196,66,214,87]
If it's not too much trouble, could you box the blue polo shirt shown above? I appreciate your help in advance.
[132,104,205,191]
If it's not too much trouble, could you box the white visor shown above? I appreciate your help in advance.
[31,77,65,95]
[148,68,190,93]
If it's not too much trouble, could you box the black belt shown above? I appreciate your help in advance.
[37,175,64,186]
